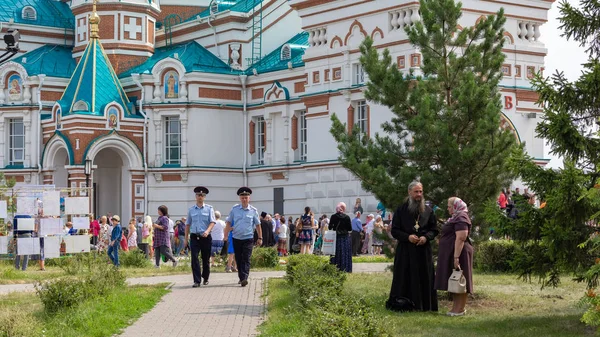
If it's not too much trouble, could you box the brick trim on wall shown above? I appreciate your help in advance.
[347,105,355,134]
[198,87,242,100]
[294,81,305,93]
[291,115,298,150]
[249,120,256,154]
[252,88,264,100]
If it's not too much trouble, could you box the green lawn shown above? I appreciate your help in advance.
[0,284,168,337]
[260,272,595,337]
[0,254,388,284]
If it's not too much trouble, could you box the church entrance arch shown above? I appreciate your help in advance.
[85,134,143,222]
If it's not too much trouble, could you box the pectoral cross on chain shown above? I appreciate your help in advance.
[414,214,420,231]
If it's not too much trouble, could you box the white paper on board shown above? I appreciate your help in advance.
[0,200,7,219]
[65,235,90,253]
[42,191,61,216]
[17,237,40,255]
[16,197,36,215]
[43,237,61,259]
[17,218,35,231]
[64,197,89,215]
[72,217,89,230]
[0,236,8,254]
[40,218,63,236]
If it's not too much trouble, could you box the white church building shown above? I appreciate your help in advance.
[0,0,551,221]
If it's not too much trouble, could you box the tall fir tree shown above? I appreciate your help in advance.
[330,0,517,215]
[483,0,600,290]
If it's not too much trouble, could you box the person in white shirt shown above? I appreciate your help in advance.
[210,211,226,267]
[278,221,288,256]
[362,214,375,255]
[167,217,175,249]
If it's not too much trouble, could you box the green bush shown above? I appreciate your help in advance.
[475,240,517,272]
[251,247,279,268]
[36,258,125,314]
[308,295,388,337]
[35,278,87,314]
[120,250,151,268]
[286,255,346,307]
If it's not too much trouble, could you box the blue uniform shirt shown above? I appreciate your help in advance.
[227,204,260,240]
[351,217,362,232]
[186,203,216,234]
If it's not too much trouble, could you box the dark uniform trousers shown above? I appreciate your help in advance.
[232,238,254,282]
[190,233,212,284]
[351,230,362,256]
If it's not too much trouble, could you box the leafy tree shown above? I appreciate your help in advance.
[483,0,600,289]
[329,0,518,216]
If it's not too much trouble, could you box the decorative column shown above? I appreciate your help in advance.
[23,84,31,104]
[265,115,273,164]
[179,80,188,101]
[283,114,290,164]
[0,84,5,104]
[0,120,5,165]
[153,119,162,165]
[347,105,355,134]
[24,119,31,167]
[153,82,161,102]
[180,117,188,166]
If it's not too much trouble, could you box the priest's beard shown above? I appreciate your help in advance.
[408,197,425,214]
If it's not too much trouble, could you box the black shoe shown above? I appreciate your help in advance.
[192,283,201,288]
[203,280,209,286]
[241,279,248,287]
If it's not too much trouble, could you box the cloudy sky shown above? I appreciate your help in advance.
[540,0,588,168]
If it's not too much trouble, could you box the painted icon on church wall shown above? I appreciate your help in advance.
[164,71,179,99]
[108,107,118,128]
[8,74,22,101]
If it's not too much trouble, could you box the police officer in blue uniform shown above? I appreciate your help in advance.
[224,187,262,287]
[185,186,216,288]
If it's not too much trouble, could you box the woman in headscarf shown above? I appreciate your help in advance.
[328,202,353,272]
[435,197,474,316]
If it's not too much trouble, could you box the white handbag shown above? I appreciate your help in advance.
[448,267,467,294]
[321,231,336,255]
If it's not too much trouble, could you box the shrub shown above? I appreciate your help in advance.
[0,307,37,337]
[36,259,125,314]
[475,240,516,272]
[286,255,346,307]
[120,250,151,268]
[35,278,87,314]
[251,247,279,268]
[308,295,388,337]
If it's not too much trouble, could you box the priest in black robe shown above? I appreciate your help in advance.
[386,181,439,312]
[255,212,275,247]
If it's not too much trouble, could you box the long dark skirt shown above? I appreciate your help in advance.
[330,234,352,273]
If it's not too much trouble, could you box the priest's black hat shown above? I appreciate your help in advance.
[194,186,209,194]
[237,187,252,196]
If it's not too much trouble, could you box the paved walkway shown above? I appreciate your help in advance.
[0,263,390,336]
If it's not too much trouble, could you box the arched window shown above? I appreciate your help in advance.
[73,100,89,112]
[22,6,36,20]
[280,44,291,61]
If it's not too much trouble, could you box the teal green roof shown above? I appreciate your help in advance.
[119,40,236,78]
[183,0,260,23]
[0,0,73,29]
[11,45,75,78]
[246,32,308,75]
[58,38,135,117]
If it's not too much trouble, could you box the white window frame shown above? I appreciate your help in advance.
[164,116,181,165]
[353,63,365,85]
[280,44,291,61]
[356,100,368,140]
[257,116,265,165]
[299,110,307,161]
[8,118,25,166]
[22,6,36,20]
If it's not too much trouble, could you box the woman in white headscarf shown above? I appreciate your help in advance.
[435,197,474,316]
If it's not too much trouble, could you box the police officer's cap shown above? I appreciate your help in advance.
[237,187,252,196]
[194,186,209,194]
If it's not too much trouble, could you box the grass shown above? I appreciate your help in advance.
[0,283,169,337]
[0,253,389,284]
[260,272,595,337]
